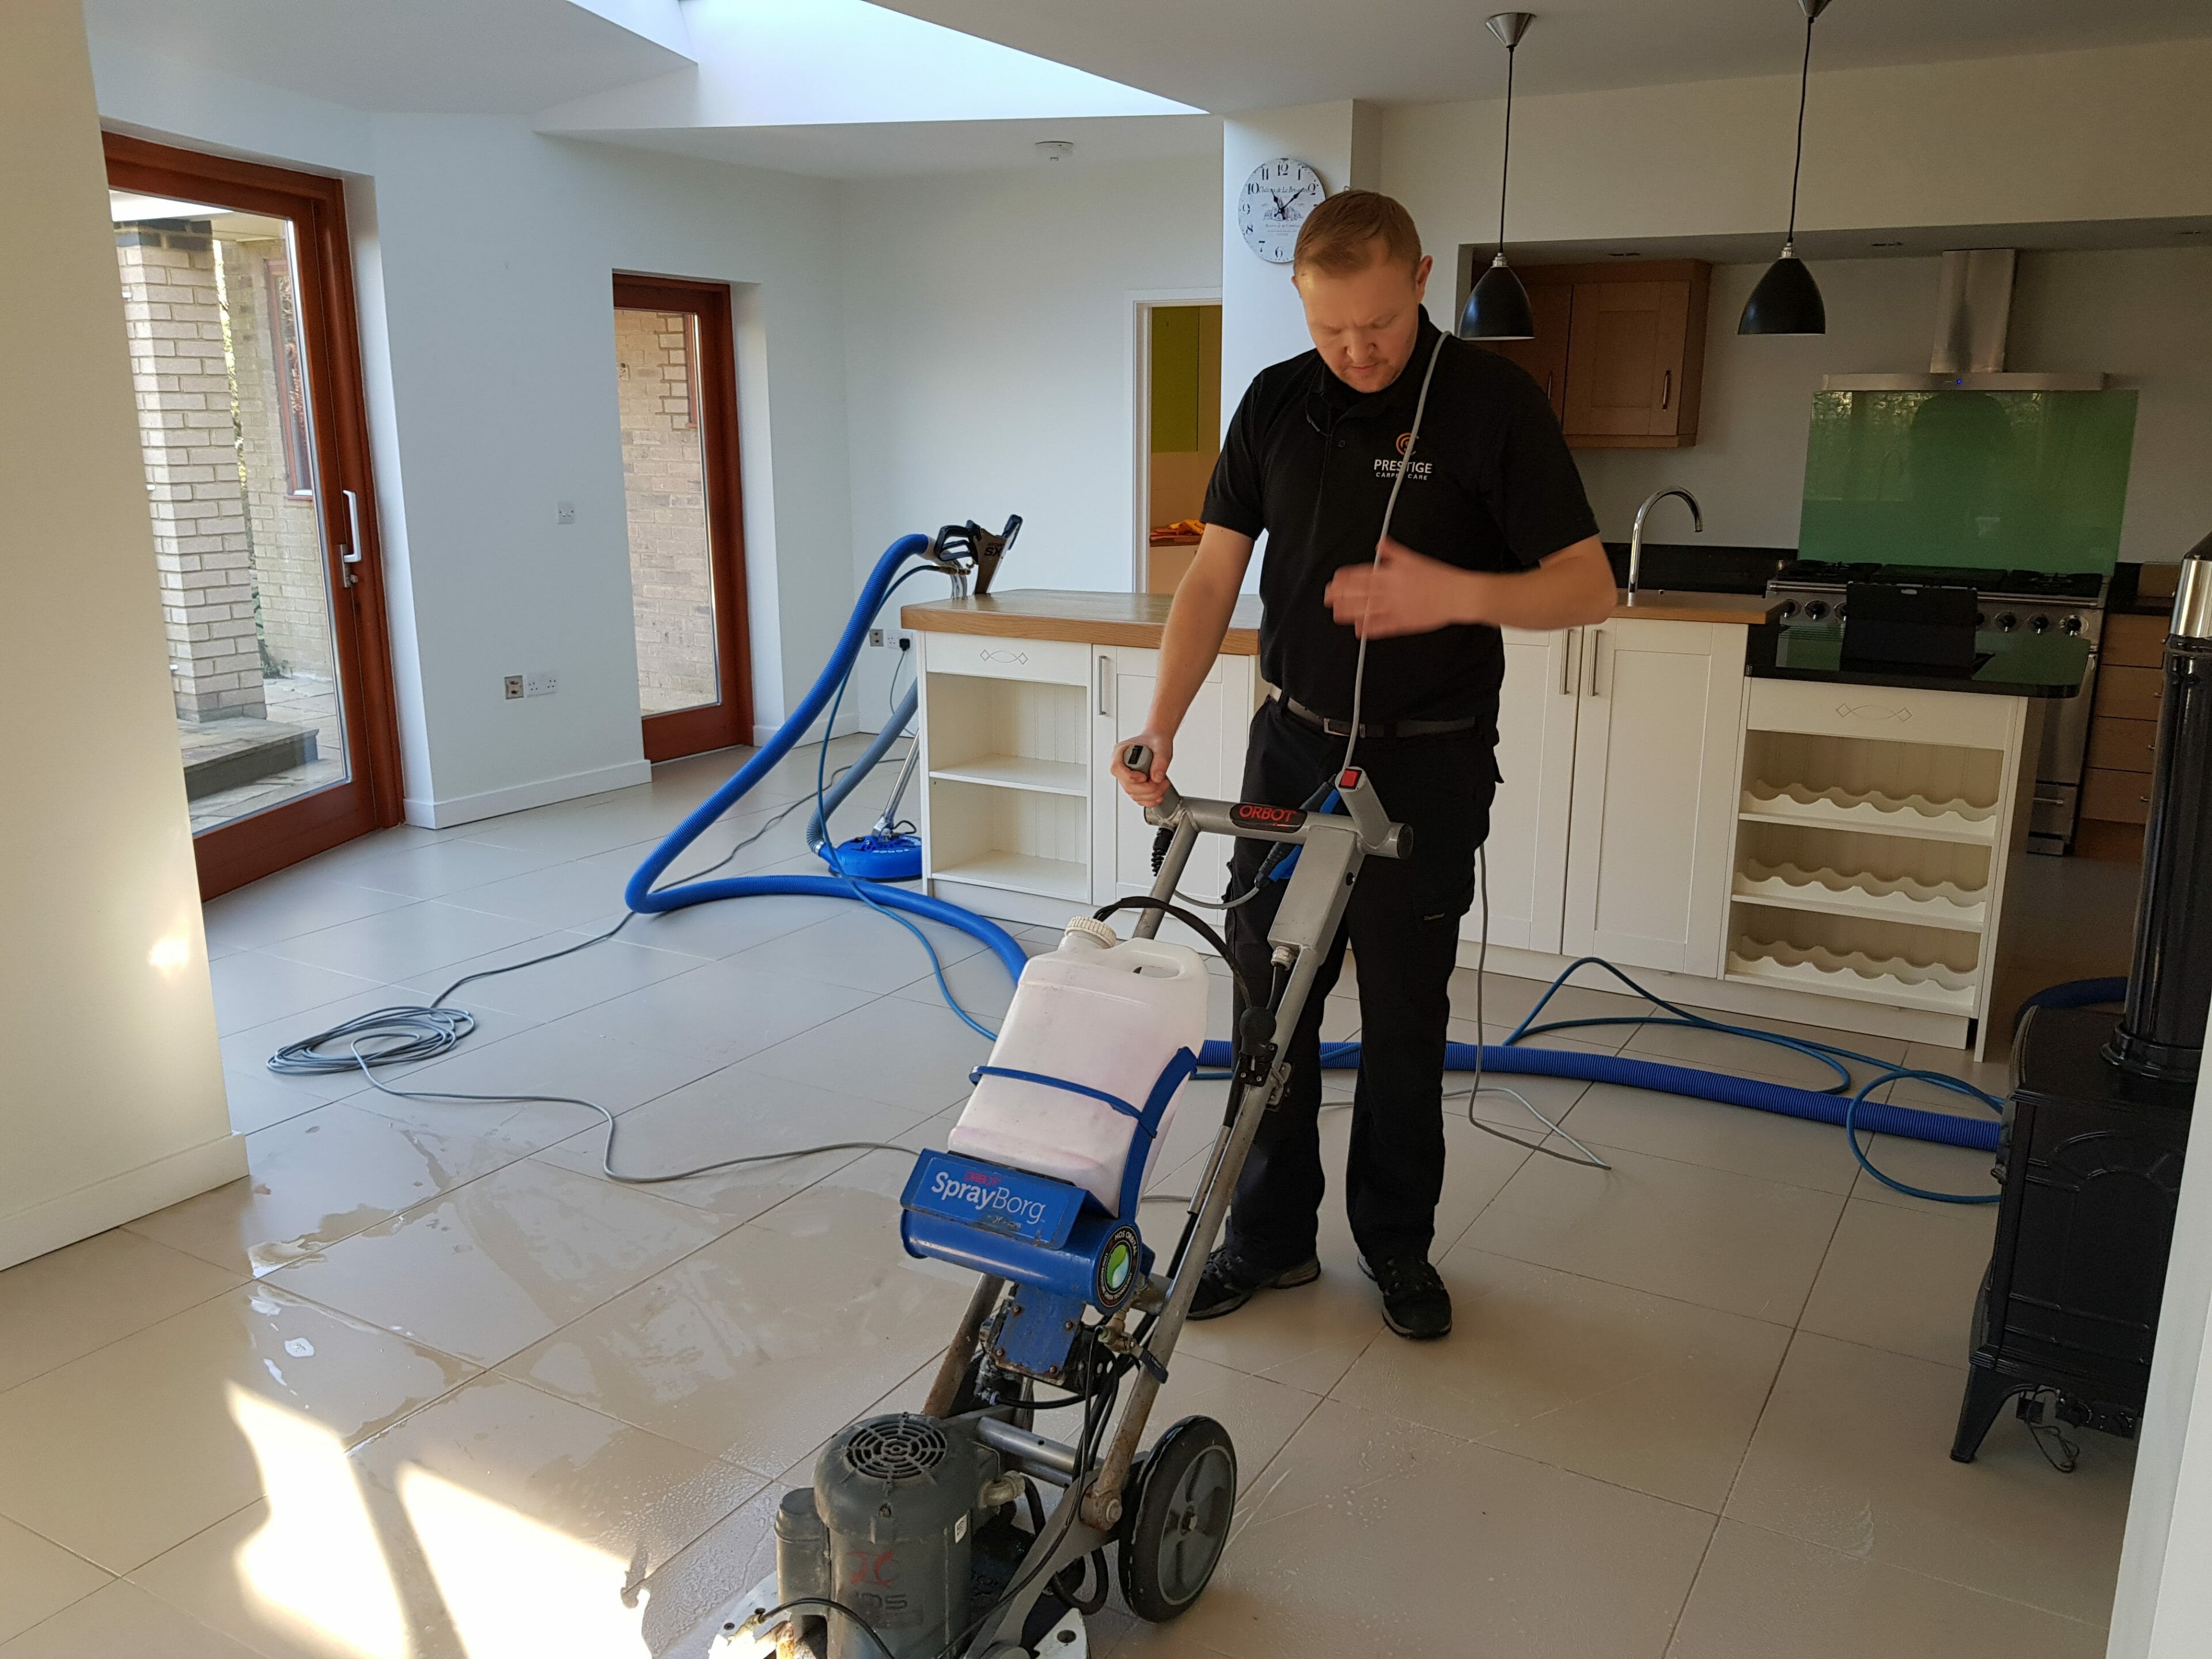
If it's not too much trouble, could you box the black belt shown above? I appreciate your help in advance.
[1273,691,1487,740]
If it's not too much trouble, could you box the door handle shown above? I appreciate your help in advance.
[1097,655,1112,718]
[1660,369,1672,411]
[339,488,364,588]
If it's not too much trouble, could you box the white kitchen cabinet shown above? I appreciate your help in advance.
[1467,627,1580,954]
[1092,646,1260,944]
[1560,619,1746,975]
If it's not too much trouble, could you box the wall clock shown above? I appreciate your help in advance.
[1238,158,1325,264]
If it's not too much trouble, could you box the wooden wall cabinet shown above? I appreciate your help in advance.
[1472,259,1711,449]
[2077,611,2168,858]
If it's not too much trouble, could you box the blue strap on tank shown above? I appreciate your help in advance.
[967,1047,1200,1221]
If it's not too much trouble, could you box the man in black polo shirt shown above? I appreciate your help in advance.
[1110,190,1615,1339]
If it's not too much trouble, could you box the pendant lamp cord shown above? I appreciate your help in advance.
[1785,12,1814,242]
[1497,41,1516,253]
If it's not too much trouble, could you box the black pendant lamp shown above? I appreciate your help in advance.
[1460,12,1536,341]
[1741,0,1832,335]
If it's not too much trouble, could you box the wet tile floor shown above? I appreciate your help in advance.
[0,737,2135,1657]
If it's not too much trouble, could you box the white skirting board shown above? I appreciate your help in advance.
[0,1131,246,1272]
[403,758,653,829]
[1465,940,1973,1051]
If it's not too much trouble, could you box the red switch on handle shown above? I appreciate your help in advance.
[1339,768,1362,790]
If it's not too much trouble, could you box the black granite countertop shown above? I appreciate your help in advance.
[1748,624,2089,698]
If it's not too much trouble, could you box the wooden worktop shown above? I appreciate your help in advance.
[900,586,1778,650]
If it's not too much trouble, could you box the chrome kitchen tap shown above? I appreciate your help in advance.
[1628,487,1703,603]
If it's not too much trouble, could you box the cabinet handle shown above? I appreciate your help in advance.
[1560,630,1578,696]
[1588,630,1607,698]
[1660,369,1672,411]
[1544,371,1555,404]
[1097,654,1111,717]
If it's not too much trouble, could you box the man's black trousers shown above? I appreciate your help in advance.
[1221,698,1497,1270]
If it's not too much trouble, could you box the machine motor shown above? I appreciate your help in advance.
[775,1414,1013,1659]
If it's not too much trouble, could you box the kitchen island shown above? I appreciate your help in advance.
[900,588,2084,1053]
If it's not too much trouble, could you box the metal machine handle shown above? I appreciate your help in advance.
[1661,369,1672,411]
[339,487,364,588]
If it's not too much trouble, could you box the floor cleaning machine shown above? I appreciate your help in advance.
[719,749,1409,1657]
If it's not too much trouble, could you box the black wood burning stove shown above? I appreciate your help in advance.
[1953,534,2212,1462]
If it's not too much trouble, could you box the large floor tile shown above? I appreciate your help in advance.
[726,906,989,996]
[1335,1248,1790,1513]
[535,1063,922,1224]
[310,836,562,901]
[126,1101,520,1277]
[207,952,384,1037]
[1849,1132,2004,1214]
[739,994,995,1114]
[0,1285,472,1573]
[202,876,419,953]
[501,1182,973,1475]
[614,891,835,961]
[351,1021,721,1153]
[260,900,550,986]
[1171,1255,1385,1399]
[0,1580,262,1659]
[634,1483,785,1658]
[1556,1080,1863,1195]
[395,930,710,1023]
[1134,1353,1323,1498]
[1798,1198,1994,1366]
[562,958,876,1069]
[0,1226,243,1393]
[1147,1397,1713,1659]
[215,983,541,1119]
[1461,1141,1843,1324]
[135,1372,763,1659]
[886,940,1034,1023]
[0,1517,109,1645]
[1618,1018,1903,1092]
[1666,1518,2107,1659]
[1726,1332,2134,1624]
[270,1158,729,1368]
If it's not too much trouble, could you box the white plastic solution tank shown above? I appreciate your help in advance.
[948,918,1210,1214]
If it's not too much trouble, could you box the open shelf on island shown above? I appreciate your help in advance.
[1732,859,1988,933]
[1726,942,1979,1016]
[1725,901,1982,1017]
[927,754,1088,796]
[933,849,1089,902]
[1738,783,1997,844]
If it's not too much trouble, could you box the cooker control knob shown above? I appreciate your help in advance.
[2062,614,2083,635]
[1805,600,1829,620]
[1836,603,1849,621]
[1996,612,2018,632]
[1975,611,1988,627]
[1778,599,1798,619]
[2031,614,2051,635]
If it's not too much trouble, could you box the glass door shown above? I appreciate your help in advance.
[612,275,752,760]
[105,135,400,899]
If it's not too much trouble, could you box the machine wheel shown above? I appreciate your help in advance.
[1116,1416,1236,1622]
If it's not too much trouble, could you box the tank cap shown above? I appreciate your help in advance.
[1062,916,1119,950]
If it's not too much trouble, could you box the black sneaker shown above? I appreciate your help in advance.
[1187,1246,1320,1320]
[1359,1255,1453,1339]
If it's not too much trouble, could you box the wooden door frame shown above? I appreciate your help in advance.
[104,132,404,898]
[612,274,753,762]
[1126,287,1222,595]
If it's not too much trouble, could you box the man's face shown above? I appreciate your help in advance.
[1294,245,1433,396]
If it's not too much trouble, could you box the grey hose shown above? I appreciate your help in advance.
[808,681,919,856]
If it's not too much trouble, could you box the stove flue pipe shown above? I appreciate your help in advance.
[2107,532,2212,1081]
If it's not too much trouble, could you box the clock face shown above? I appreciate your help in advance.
[1239,159,1325,264]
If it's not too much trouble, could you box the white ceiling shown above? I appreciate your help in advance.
[82,0,694,115]
[574,113,1221,180]
[874,0,2212,112]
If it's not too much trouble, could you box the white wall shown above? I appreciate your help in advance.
[92,54,859,822]
[838,151,1220,707]
[1382,37,2212,256]
[1,0,240,1269]
[1558,250,2212,563]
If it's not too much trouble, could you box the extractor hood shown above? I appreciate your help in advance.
[1823,249,2107,392]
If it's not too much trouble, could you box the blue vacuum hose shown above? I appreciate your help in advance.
[625,535,1030,986]
[1195,1039,1999,1153]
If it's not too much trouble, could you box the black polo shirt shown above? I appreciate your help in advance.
[1202,312,1598,726]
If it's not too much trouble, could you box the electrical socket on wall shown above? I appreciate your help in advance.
[555,501,576,525]
[524,670,559,697]
[503,674,525,700]
[869,628,887,647]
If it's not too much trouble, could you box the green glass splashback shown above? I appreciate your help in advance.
[1800,389,2137,573]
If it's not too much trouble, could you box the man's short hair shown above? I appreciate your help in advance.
[1293,190,1423,279]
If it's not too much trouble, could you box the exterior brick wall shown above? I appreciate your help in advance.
[615,308,719,715]
[116,222,265,722]
[222,237,333,680]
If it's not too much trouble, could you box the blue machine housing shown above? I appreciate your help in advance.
[898,1048,1197,1382]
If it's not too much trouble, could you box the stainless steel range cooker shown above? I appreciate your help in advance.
[1765,561,2107,854]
